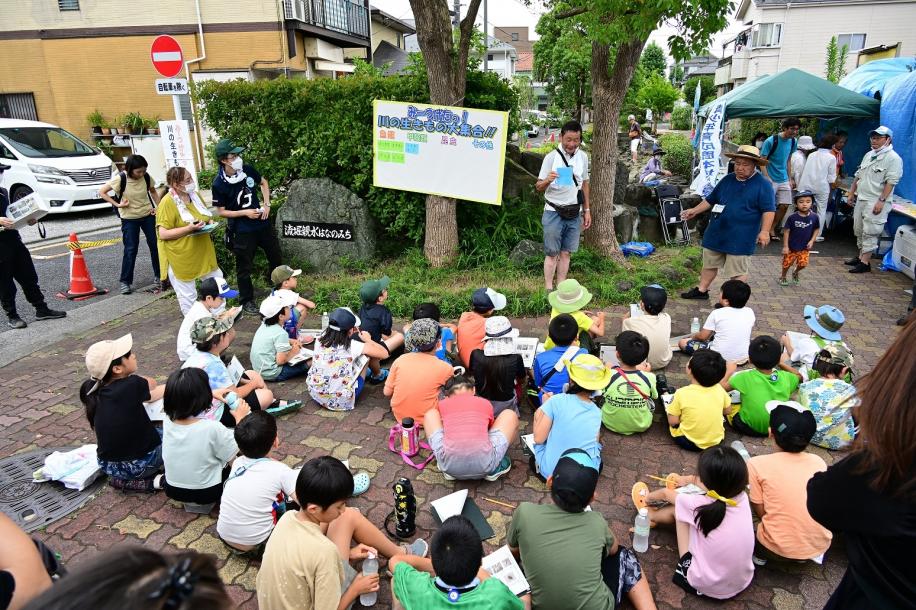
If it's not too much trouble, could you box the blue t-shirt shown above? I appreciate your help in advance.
[358,303,393,343]
[532,346,588,402]
[211,164,266,234]
[702,172,776,255]
[533,393,602,478]
[785,212,820,252]
[759,135,797,183]
[436,327,454,362]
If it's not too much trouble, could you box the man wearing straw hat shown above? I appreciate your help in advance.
[680,145,776,300]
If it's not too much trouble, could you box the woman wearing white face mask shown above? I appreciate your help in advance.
[156,166,224,314]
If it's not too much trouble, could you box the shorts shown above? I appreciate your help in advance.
[702,248,749,277]
[673,552,699,595]
[488,396,519,418]
[601,547,643,604]
[429,428,508,479]
[672,434,703,452]
[97,426,164,481]
[630,138,640,154]
[726,407,767,437]
[781,250,810,271]
[773,181,792,206]
[543,210,581,256]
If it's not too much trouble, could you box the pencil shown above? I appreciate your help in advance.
[647,475,669,483]
[483,497,517,509]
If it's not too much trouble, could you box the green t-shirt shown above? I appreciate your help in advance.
[601,368,658,434]
[508,503,615,610]
[730,369,800,434]
[250,323,292,380]
[393,562,523,610]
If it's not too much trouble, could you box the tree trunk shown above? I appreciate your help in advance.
[585,39,646,258]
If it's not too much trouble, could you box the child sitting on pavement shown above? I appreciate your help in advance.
[532,313,587,404]
[358,275,405,383]
[270,265,316,340]
[403,302,457,363]
[456,287,507,368]
[469,316,527,416]
[307,307,389,412]
[544,279,605,353]
[217,411,299,554]
[723,336,802,437]
[636,446,754,600]
[666,350,731,451]
[798,344,858,450]
[250,293,309,382]
[779,191,820,286]
[384,318,455,424]
[780,304,851,379]
[602,331,658,435]
[390,515,526,609]
[424,376,518,482]
[747,402,832,564]
[80,334,164,491]
[162,367,247,510]
[621,284,672,370]
[176,277,235,361]
[678,279,755,364]
[257,456,428,610]
[532,355,607,479]
[510,449,657,610]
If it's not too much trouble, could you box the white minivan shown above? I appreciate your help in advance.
[0,118,116,213]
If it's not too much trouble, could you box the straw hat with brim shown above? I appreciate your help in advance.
[724,144,769,166]
[803,305,844,341]
[548,279,593,314]
[483,316,519,356]
[567,354,612,390]
[85,334,133,394]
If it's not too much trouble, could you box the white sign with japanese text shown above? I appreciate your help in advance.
[159,120,197,181]
[372,100,509,206]
[155,78,189,95]
[690,99,727,198]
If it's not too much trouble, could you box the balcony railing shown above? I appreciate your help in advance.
[283,0,369,40]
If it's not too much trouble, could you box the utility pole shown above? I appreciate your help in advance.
[452,0,460,27]
[482,0,488,72]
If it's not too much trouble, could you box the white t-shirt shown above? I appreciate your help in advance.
[790,150,807,187]
[217,456,300,546]
[538,147,589,208]
[704,307,756,362]
[177,301,212,361]
[162,418,238,489]
[798,149,838,196]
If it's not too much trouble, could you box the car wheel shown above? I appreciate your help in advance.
[10,185,33,202]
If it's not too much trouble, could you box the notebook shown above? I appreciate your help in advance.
[286,348,314,366]
[598,345,619,368]
[430,490,495,540]
[227,356,246,385]
[481,545,530,597]
[514,337,544,369]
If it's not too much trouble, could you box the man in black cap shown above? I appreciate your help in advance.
[0,162,66,329]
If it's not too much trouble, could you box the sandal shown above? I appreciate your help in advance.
[779,278,789,286]
[266,399,303,416]
[792,275,800,286]
[351,471,371,497]
[632,482,649,510]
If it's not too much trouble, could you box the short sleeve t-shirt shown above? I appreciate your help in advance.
[358,302,393,343]
[177,301,212,361]
[438,394,494,456]
[675,492,755,599]
[532,346,588,400]
[666,384,729,449]
[250,323,293,380]
[155,193,219,282]
[508,502,614,610]
[211,164,267,234]
[543,309,592,350]
[162,418,238,489]
[385,352,455,422]
[759,135,797,183]
[393,562,522,609]
[621,313,673,370]
[307,340,366,412]
[798,378,858,450]
[93,376,158,462]
[436,326,455,362]
[538,147,589,208]
[702,172,776,255]
[704,306,756,363]
[469,350,525,402]
[533,393,602,478]
[183,350,233,421]
[785,212,819,252]
[601,368,658,435]
[729,369,800,435]
[104,172,154,219]
[747,452,831,560]
[217,457,299,547]
[457,311,487,368]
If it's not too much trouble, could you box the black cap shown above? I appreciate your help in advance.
[550,449,599,505]
[768,403,816,445]
[639,284,667,314]
[328,307,360,332]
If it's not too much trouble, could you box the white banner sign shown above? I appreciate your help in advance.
[690,100,727,198]
[372,100,509,206]
[155,78,189,95]
[159,120,197,181]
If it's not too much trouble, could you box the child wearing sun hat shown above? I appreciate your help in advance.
[780,304,851,378]
[544,279,605,352]
[469,316,527,416]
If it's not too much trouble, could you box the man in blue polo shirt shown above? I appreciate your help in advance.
[760,118,799,240]
[211,138,282,315]
[680,145,776,300]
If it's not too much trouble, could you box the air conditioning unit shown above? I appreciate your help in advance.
[891,224,916,280]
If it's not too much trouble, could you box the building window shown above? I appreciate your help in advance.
[511,32,519,41]
[487,54,494,61]
[752,23,782,48]
[837,33,867,52]
[0,93,38,121]
[58,0,79,10]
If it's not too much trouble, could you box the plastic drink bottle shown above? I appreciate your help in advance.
[633,508,650,553]
[321,311,329,331]
[731,440,751,461]
[400,418,419,456]
[690,317,700,335]
[359,552,378,606]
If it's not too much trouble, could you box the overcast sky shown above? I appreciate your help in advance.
[370,0,746,59]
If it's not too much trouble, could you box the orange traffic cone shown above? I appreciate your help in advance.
[526,142,531,149]
[63,233,108,300]
[549,133,555,142]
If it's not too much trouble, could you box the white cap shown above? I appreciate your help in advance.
[259,294,288,318]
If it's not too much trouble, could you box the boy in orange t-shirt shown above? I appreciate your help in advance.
[385,318,454,423]
[456,287,507,368]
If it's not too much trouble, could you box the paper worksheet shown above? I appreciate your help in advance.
[482,545,530,597]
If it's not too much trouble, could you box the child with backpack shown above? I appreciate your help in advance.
[532,313,587,404]
[602,331,658,435]
[469,316,527,416]
[269,265,316,340]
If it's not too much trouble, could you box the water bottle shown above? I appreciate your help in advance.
[633,508,650,553]
[393,477,417,538]
[359,552,378,606]
[731,440,752,461]
[321,311,329,331]
[690,317,700,335]
[400,418,418,456]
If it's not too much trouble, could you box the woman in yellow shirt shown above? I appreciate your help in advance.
[156,166,223,314]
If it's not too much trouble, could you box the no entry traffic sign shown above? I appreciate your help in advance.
[150,35,184,78]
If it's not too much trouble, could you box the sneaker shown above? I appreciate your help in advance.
[367,369,389,384]
[770,234,781,241]
[898,311,913,326]
[485,456,512,481]
[402,538,429,558]
[266,400,303,416]
[440,467,456,481]
[849,262,871,274]
[34,307,66,321]
[120,283,132,295]
[844,257,861,266]
[815,236,825,242]
[153,474,165,490]
[779,278,789,286]
[752,554,769,566]
[242,301,260,316]
[680,287,709,300]
[792,275,800,286]
[7,316,26,329]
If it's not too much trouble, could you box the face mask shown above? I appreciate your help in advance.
[183,180,197,193]
[230,157,244,172]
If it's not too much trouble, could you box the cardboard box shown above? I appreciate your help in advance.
[6,193,49,229]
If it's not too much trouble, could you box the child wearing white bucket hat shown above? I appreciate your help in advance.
[469,316,526,417]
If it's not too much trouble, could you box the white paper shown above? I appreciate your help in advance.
[520,433,535,455]
[599,345,619,368]
[6,193,49,229]
[144,398,165,421]
[514,337,539,368]
[347,355,370,388]
[481,545,530,597]
[629,304,643,318]
[675,484,706,495]
[227,356,245,385]
[287,348,314,366]
[431,489,468,522]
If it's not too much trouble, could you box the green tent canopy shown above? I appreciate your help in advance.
[698,68,880,119]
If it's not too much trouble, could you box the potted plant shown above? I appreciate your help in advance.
[144,116,161,135]
[100,121,112,136]
[111,116,122,135]
[86,109,105,135]
[124,112,144,135]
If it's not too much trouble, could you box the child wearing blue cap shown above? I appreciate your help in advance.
[780,304,850,378]
[779,191,820,286]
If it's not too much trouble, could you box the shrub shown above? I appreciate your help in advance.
[670,106,692,131]
[658,133,693,178]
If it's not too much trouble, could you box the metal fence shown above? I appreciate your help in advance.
[283,0,369,39]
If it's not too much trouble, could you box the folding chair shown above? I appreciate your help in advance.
[654,184,691,246]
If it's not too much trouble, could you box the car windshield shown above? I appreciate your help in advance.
[0,127,96,158]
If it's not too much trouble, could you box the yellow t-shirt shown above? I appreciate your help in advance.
[666,383,730,448]
[155,193,218,282]
[104,173,155,219]
[544,308,593,350]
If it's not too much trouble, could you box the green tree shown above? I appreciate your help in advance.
[669,63,685,84]
[636,74,681,132]
[825,36,849,84]
[513,74,536,113]
[683,74,716,105]
[640,42,668,77]
[533,10,592,121]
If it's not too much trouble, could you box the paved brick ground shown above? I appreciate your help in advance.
[0,250,909,609]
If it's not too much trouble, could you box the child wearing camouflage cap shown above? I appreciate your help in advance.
[798,344,858,450]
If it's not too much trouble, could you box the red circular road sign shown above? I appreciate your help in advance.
[150,35,184,78]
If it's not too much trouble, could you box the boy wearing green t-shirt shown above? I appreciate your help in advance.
[724,335,802,436]
[602,331,658,435]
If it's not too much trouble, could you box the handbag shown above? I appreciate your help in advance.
[388,424,435,470]
[547,147,583,219]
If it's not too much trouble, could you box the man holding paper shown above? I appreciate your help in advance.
[536,121,590,291]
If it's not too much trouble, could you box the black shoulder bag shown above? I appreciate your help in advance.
[546,148,585,220]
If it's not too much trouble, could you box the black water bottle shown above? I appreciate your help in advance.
[393,477,416,539]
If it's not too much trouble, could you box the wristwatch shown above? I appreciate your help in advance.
[878,197,886,202]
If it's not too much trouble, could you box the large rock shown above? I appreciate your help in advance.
[502,158,537,201]
[519,150,545,176]
[613,204,638,244]
[509,238,542,266]
[276,178,377,272]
